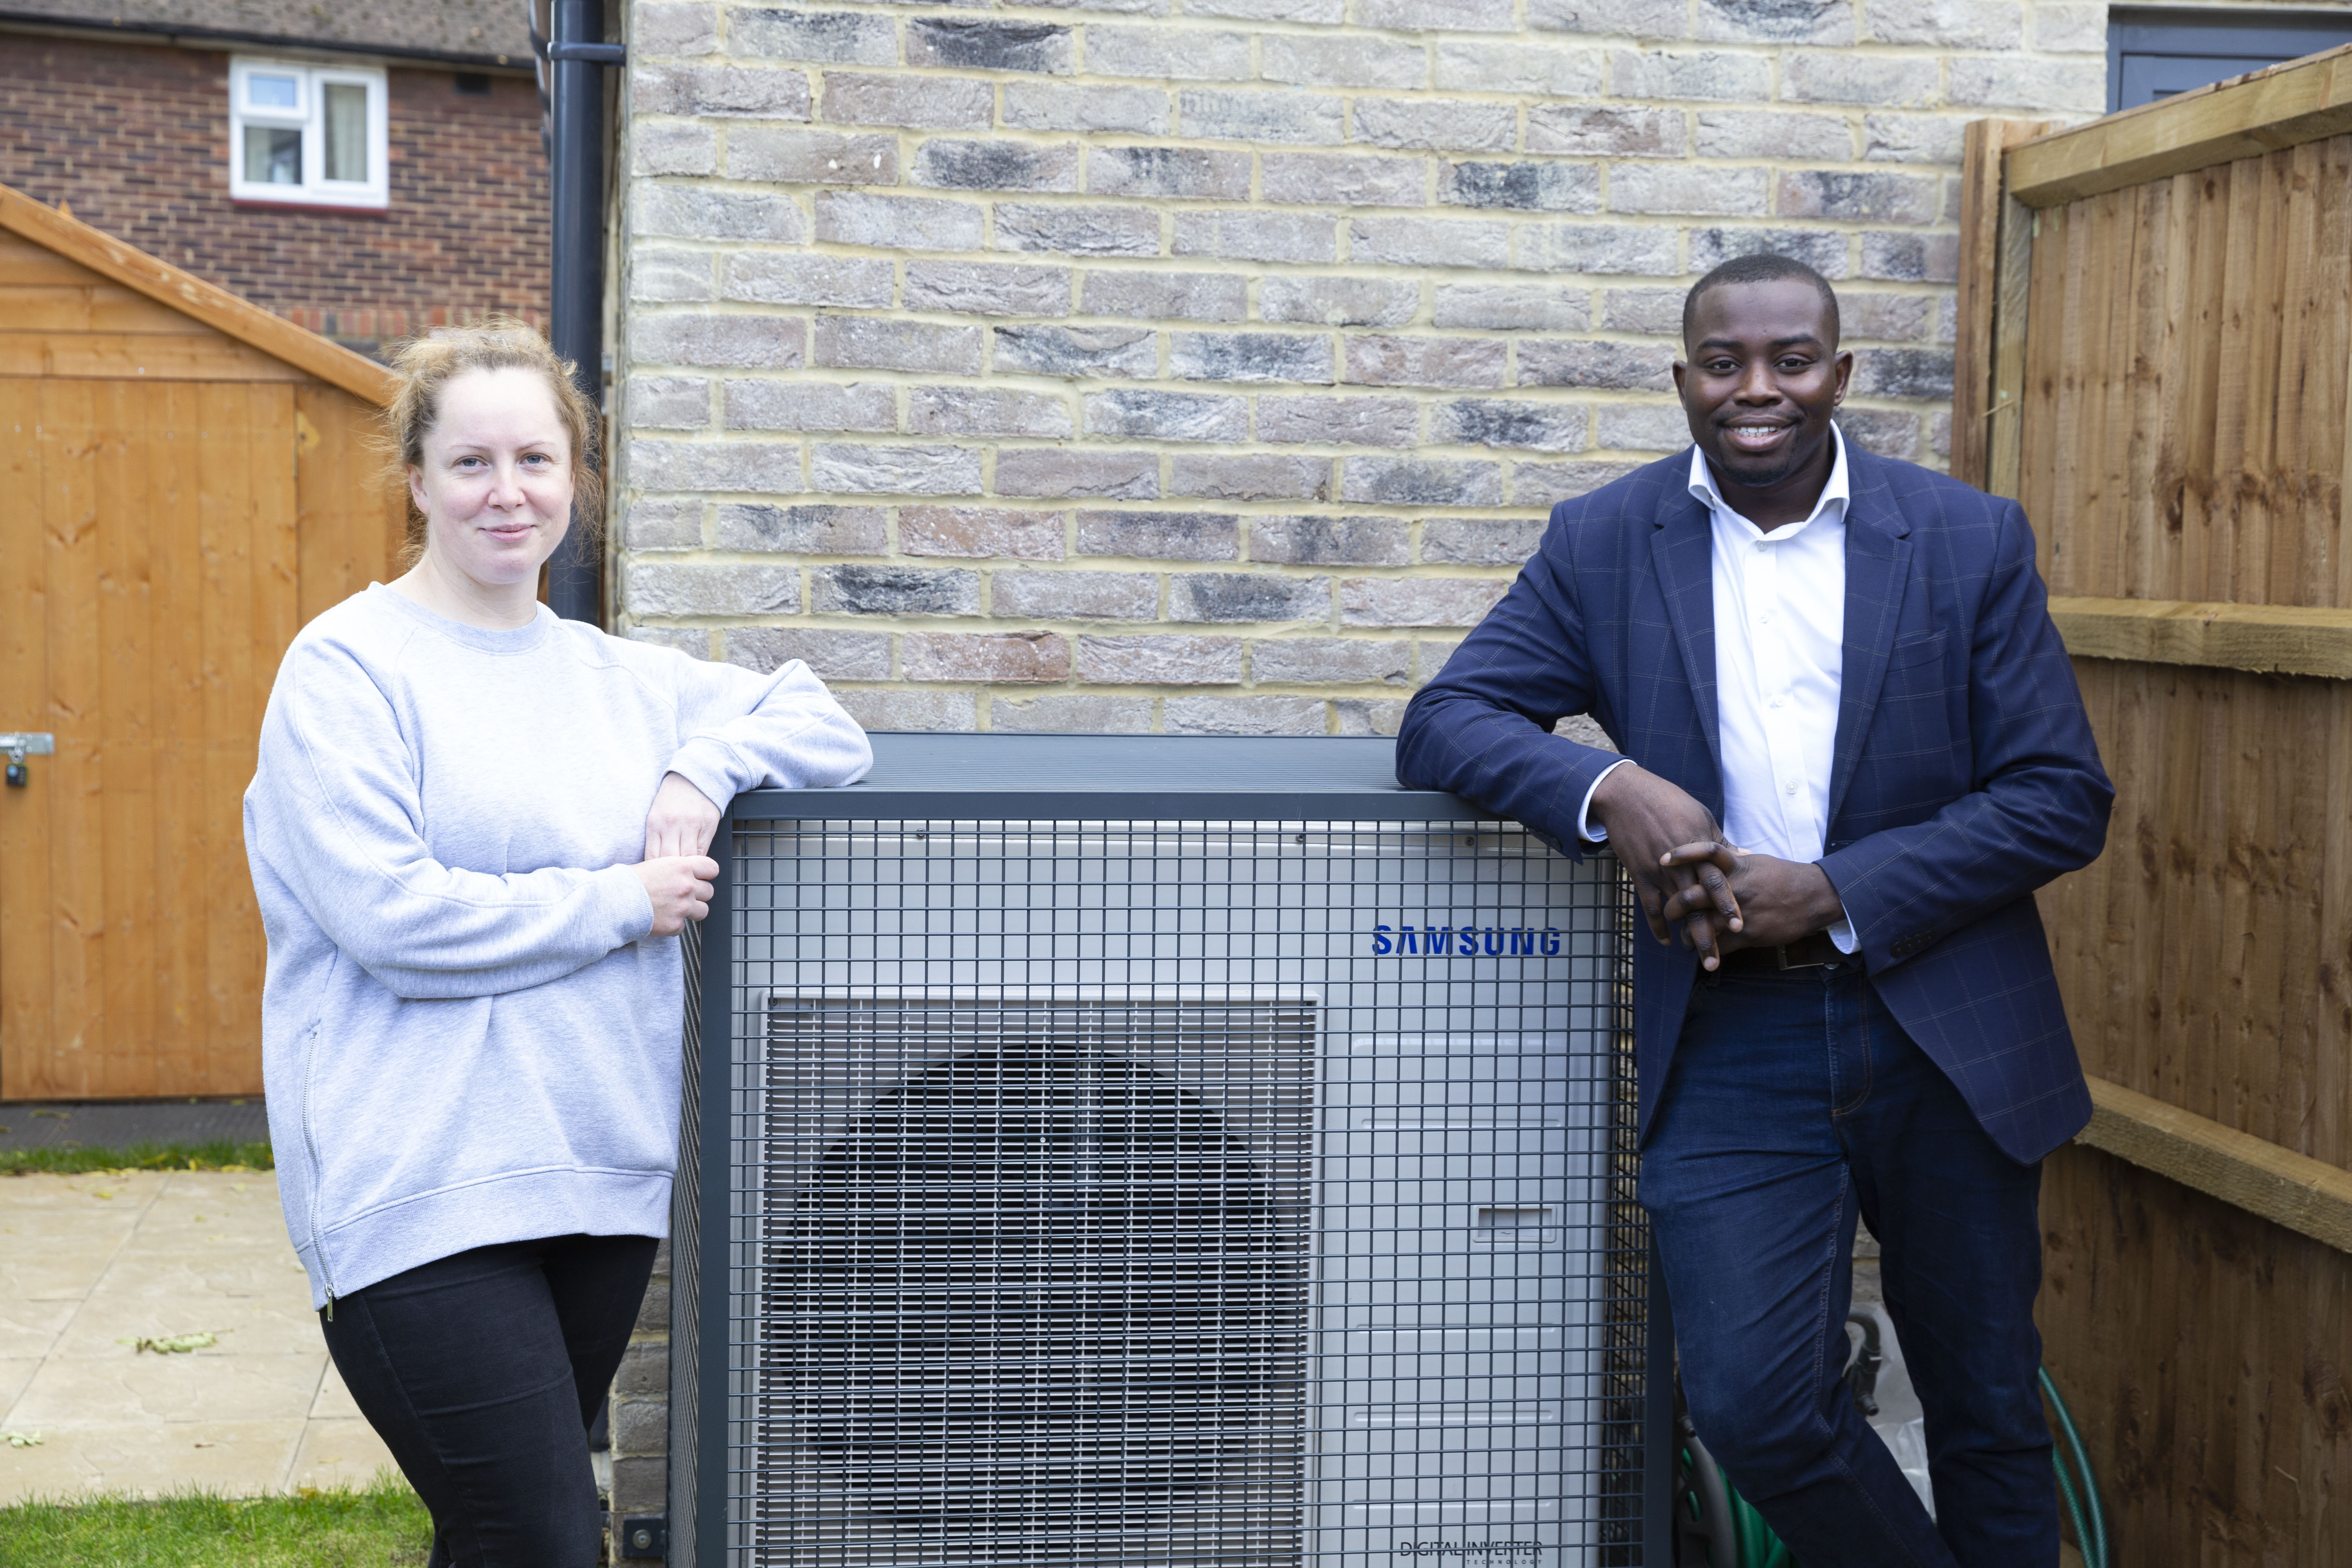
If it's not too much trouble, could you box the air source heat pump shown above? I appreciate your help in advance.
[671,735,1670,1568]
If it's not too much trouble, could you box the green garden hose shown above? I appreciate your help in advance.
[2041,1367,2109,1568]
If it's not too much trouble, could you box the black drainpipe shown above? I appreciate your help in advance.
[536,0,625,625]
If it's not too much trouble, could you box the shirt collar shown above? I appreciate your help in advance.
[1686,422,1849,541]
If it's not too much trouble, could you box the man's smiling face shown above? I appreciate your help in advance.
[1674,276,1853,492]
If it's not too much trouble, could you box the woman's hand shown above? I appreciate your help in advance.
[644,771,721,860]
[634,855,719,936]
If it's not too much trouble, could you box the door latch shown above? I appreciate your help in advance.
[1,733,53,787]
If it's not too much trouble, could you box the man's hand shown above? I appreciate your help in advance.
[1659,844,1847,957]
[1588,764,1745,968]
[644,771,721,861]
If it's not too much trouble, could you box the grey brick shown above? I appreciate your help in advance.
[1333,697,1407,736]
[721,252,893,308]
[1511,223,1679,276]
[726,127,900,185]
[813,317,984,374]
[1694,0,1854,44]
[1179,89,1345,146]
[1929,409,1952,461]
[1164,696,1327,736]
[1185,0,1343,19]
[902,631,1071,684]
[810,442,984,495]
[1860,230,1959,283]
[836,689,978,732]
[1349,216,1510,270]
[1865,0,2020,47]
[2034,1,2105,53]
[724,627,893,681]
[1250,635,1410,682]
[1003,82,1171,134]
[1168,453,1334,500]
[1512,459,1644,506]
[625,624,712,655]
[1172,210,1338,264]
[821,71,994,129]
[1250,516,1410,566]
[1421,517,1547,566]
[905,261,1073,317]
[627,437,804,493]
[1610,47,1772,100]
[1863,114,1968,166]
[633,120,717,177]
[1084,26,1251,81]
[611,1457,666,1517]
[1695,110,1854,162]
[1777,170,1938,225]
[906,18,1075,74]
[1609,163,1769,217]
[628,249,715,304]
[1434,40,1603,96]
[1260,276,1418,327]
[1075,509,1240,559]
[731,9,896,64]
[1261,153,1428,208]
[995,203,1163,257]
[909,386,1076,438]
[1077,634,1242,684]
[1851,347,1953,400]
[628,375,710,430]
[1087,145,1252,200]
[1169,572,1331,623]
[631,312,807,370]
[813,191,985,250]
[1169,331,1334,384]
[1780,51,1939,107]
[1345,336,1507,389]
[631,183,803,242]
[912,139,1083,193]
[1081,270,1247,322]
[1261,35,1425,90]
[1436,284,1592,331]
[993,324,1159,379]
[1594,402,1692,452]
[713,502,889,553]
[1948,57,2105,114]
[901,505,1067,560]
[1601,287,1684,334]
[723,379,896,432]
[611,1399,668,1455]
[1527,0,1688,37]
[1083,389,1248,442]
[1837,408,1920,460]
[1343,456,1503,507]
[992,694,1154,733]
[626,562,801,617]
[1688,225,1851,278]
[1526,106,1684,158]
[1339,577,1508,628]
[1432,398,1588,453]
[1439,161,1601,213]
[1555,712,1618,750]
[810,563,982,615]
[1517,339,1674,391]
[1257,394,1419,447]
[632,63,812,119]
[995,448,1161,499]
[1361,0,1514,30]
[993,570,1158,619]
[613,1341,671,1398]
[634,2,719,55]
[625,498,703,549]
[1352,98,1517,154]
[1837,291,1933,343]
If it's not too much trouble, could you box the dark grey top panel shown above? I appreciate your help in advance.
[733,733,1501,823]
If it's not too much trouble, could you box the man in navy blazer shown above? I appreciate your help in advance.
[1397,256,2111,1568]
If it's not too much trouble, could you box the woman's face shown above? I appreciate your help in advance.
[408,366,574,590]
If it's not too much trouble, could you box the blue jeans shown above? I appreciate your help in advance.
[1641,965,2056,1568]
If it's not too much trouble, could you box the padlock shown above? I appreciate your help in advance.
[4,763,23,787]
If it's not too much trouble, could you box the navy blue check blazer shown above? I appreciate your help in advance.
[1396,445,2114,1164]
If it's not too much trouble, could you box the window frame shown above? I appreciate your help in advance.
[2107,7,2352,113]
[227,56,390,211]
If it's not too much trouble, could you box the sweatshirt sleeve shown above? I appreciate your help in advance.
[246,636,656,1001]
[656,655,874,808]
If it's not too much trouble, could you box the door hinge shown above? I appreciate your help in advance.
[617,1514,668,1559]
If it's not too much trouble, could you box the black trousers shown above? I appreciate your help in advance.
[320,1233,659,1568]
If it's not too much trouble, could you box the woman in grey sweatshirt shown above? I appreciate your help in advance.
[243,323,869,1565]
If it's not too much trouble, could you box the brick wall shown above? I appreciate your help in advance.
[610,0,2110,735]
[0,33,548,353]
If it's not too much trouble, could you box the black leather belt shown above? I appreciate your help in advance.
[1716,930,1847,972]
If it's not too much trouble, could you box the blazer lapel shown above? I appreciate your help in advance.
[1827,452,1914,826]
[1647,483,1723,782]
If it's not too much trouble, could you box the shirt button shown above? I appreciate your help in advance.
[1784,781,1799,795]
[1770,696,1784,708]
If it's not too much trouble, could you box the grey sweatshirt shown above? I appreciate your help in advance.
[244,585,871,1309]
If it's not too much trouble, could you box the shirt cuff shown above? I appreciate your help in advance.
[1577,759,1635,844]
[1826,915,1858,955]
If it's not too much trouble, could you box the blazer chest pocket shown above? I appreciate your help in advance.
[1887,630,1949,670]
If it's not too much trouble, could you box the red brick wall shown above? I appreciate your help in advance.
[0,33,548,353]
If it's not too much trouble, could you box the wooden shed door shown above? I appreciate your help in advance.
[0,379,298,1099]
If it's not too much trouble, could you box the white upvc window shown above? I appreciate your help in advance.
[228,58,389,209]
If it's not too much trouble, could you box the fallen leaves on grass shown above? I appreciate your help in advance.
[121,1331,221,1354]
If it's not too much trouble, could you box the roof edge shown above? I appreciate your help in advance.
[0,10,531,69]
[0,181,399,405]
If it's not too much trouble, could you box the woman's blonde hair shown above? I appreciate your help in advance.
[384,318,604,569]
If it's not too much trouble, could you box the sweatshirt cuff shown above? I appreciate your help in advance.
[594,863,658,944]
[662,737,746,815]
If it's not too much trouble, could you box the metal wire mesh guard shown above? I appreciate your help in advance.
[681,811,1658,1568]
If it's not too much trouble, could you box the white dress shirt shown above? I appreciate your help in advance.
[1578,427,1857,952]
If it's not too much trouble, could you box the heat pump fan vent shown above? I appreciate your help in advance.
[753,996,1315,1568]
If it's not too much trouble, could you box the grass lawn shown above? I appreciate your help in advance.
[0,1475,430,1567]
[0,1141,274,1178]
